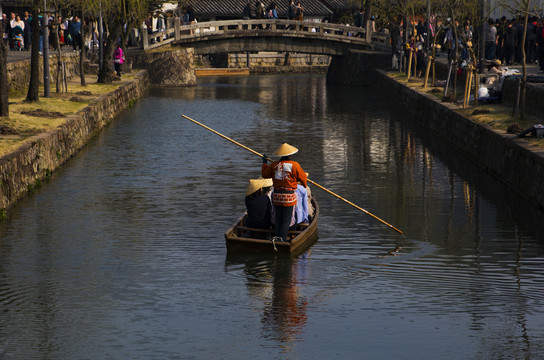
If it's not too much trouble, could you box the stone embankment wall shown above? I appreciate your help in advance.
[502,78,544,117]
[7,52,81,93]
[132,48,197,86]
[0,71,150,210]
[326,50,391,85]
[194,52,330,74]
[368,69,544,210]
[227,53,330,70]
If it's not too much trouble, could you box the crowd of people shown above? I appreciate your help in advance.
[483,16,544,71]
[1,10,102,53]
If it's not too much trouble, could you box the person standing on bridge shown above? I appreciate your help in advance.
[354,9,364,37]
[262,143,307,242]
[295,1,304,22]
[288,0,296,21]
[243,2,255,20]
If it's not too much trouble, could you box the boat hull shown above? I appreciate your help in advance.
[225,199,319,255]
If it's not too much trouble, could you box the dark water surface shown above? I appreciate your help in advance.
[1,74,543,359]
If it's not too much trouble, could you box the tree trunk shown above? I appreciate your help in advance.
[97,24,122,84]
[519,0,531,119]
[363,0,372,29]
[80,11,86,86]
[26,11,41,102]
[0,21,8,117]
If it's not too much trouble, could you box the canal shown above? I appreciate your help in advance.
[0,74,543,359]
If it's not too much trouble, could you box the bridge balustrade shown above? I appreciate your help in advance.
[141,19,391,52]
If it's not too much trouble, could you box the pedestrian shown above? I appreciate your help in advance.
[69,16,81,51]
[262,143,307,243]
[288,0,296,21]
[1,14,8,46]
[23,11,31,50]
[537,19,544,72]
[113,42,124,77]
[503,21,516,66]
[295,1,304,21]
[514,17,524,64]
[484,18,497,60]
[242,2,253,20]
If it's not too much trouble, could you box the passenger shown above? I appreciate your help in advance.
[262,143,307,242]
[245,177,273,229]
[295,182,313,224]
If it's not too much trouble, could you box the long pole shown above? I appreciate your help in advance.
[181,114,403,234]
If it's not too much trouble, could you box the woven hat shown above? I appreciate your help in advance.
[246,177,273,196]
[273,142,298,157]
[493,59,502,66]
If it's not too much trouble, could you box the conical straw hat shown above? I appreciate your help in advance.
[246,177,273,196]
[273,142,298,157]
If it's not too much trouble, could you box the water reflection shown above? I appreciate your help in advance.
[225,253,312,353]
[0,74,543,359]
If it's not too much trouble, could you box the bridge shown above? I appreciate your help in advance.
[141,19,391,56]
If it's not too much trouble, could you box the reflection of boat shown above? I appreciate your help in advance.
[225,199,319,255]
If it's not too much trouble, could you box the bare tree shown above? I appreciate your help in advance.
[500,0,539,119]
[0,18,8,117]
[26,4,42,102]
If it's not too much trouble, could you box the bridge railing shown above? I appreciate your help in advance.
[141,18,390,50]
[141,19,391,51]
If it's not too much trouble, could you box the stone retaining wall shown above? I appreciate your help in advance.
[228,53,330,68]
[502,78,544,117]
[370,69,544,210]
[0,70,150,210]
[131,48,197,86]
[7,52,81,93]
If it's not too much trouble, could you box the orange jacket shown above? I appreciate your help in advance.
[262,160,307,190]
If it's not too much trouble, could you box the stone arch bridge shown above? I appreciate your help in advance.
[142,19,391,56]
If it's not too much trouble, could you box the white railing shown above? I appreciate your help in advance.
[141,19,390,51]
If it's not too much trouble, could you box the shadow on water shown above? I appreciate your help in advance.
[391,105,544,243]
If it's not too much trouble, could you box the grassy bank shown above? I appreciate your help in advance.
[387,72,544,149]
[0,75,135,157]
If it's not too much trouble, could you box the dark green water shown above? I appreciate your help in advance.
[0,74,543,359]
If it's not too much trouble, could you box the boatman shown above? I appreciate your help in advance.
[262,142,307,242]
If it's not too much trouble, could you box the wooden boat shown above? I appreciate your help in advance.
[195,68,250,76]
[225,198,319,255]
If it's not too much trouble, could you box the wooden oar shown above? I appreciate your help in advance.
[181,114,403,234]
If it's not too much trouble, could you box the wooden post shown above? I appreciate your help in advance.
[365,21,372,43]
[142,25,148,50]
[407,48,413,81]
[423,55,432,89]
[466,69,473,107]
[473,71,479,106]
[463,68,470,107]
[174,17,180,41]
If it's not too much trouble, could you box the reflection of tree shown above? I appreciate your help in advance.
[225,253,311,351]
